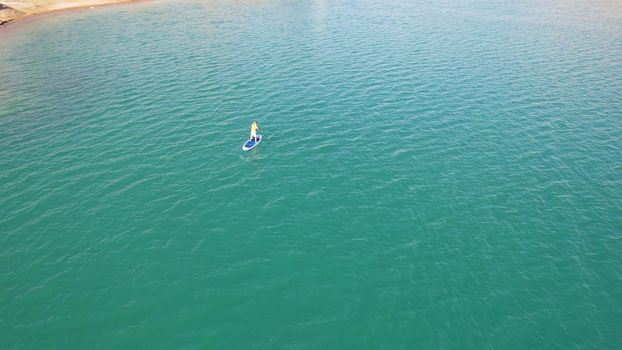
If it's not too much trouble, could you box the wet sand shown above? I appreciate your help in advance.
[0,0,145,27]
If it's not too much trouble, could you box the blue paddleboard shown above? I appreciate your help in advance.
[242,135,262,151]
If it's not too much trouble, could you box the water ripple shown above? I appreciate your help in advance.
[1,0,622,349]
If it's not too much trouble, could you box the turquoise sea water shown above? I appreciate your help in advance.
[1,0,621,348]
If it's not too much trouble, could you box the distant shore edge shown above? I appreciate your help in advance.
[0,0,146,30]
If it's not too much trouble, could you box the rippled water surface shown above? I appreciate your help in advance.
[1,0,621,348]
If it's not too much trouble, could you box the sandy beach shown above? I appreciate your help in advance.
[0,0,141,25]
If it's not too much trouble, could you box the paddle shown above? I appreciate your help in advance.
[260,128,271,141]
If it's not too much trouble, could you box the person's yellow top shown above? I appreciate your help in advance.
[251,122,258,132]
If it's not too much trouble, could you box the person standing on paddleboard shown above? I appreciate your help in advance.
[250,121,261,142]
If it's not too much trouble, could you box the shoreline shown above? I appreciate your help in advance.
[0,0,147,31]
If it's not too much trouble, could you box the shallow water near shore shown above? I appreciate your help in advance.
[1,0,622,348]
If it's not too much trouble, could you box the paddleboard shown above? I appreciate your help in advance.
[242,135,262,151]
